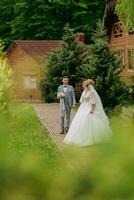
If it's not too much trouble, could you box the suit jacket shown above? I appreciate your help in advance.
[57,85,76,108]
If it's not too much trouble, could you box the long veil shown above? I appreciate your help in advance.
[90,85,104,112]
[90,85,110,124]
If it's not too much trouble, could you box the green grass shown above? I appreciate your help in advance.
[0,103,134,200]
[110,106,134,135]
[0,103,61,167]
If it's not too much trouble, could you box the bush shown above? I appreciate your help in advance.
[129,75,134,102]
[0,41,14,113]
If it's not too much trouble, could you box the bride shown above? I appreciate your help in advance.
[63,79,112,146]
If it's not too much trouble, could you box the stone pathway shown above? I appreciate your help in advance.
[33,103,76,145]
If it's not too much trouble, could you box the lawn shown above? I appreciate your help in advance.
[0,103,61,167]
[0,103,134,200]
[0,103,64,199]
[110,106,134,135]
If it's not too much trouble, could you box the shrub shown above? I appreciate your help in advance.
[0,41,14,113]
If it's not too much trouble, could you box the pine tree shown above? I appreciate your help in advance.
[40,24,88,102]
[82,21,128,111]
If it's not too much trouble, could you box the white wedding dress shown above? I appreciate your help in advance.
[64,86,112,146]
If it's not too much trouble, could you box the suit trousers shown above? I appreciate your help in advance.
[60,104,71,131]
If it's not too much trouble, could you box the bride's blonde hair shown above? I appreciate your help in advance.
[83,79,94,88]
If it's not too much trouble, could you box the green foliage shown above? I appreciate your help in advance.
[81,22,128,111]
[128,75,134,102]
[115,0,134,29]
[40,24,89,102]
[11,0,58,40]
[130,85,134,102]
[0,40,5,59]
[0,0,105,47]
[0,0,14,47]
[0,41,14,113]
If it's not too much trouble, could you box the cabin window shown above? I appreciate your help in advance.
[128,49,134,69]
[24,75,37,89]
[115,48,125,65]
[113,22,123,38]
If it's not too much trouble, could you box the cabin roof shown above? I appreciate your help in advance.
[7,40,60,65]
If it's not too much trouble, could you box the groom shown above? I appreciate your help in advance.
[57,76,76,134]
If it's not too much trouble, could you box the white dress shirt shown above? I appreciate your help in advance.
[63,85,68,93]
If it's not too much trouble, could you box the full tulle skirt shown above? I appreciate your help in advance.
[63,102,112,146]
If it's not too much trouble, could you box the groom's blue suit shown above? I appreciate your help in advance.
[57,85,76,132]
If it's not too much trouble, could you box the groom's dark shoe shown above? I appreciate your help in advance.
[60,130,64,134]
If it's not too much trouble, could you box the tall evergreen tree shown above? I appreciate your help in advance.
[11,0,58,40]
[0,0,14,47]
[40,24,89,102]
[51,0,105,43]
[81,21,128,111]
[0,0,105,47]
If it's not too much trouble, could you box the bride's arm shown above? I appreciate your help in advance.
[90,91,96,113]
[90,104,95,113]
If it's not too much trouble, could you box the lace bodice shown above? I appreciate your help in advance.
[79,89,97,105]
[79,86,105,115]
[80,91,90,103]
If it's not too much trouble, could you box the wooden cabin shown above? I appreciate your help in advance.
[7,40,59,101]
[104,0,134,82]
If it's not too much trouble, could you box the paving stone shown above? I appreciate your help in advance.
[33,103,75,145]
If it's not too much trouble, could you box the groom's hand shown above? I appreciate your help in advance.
[57,94,61,99]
